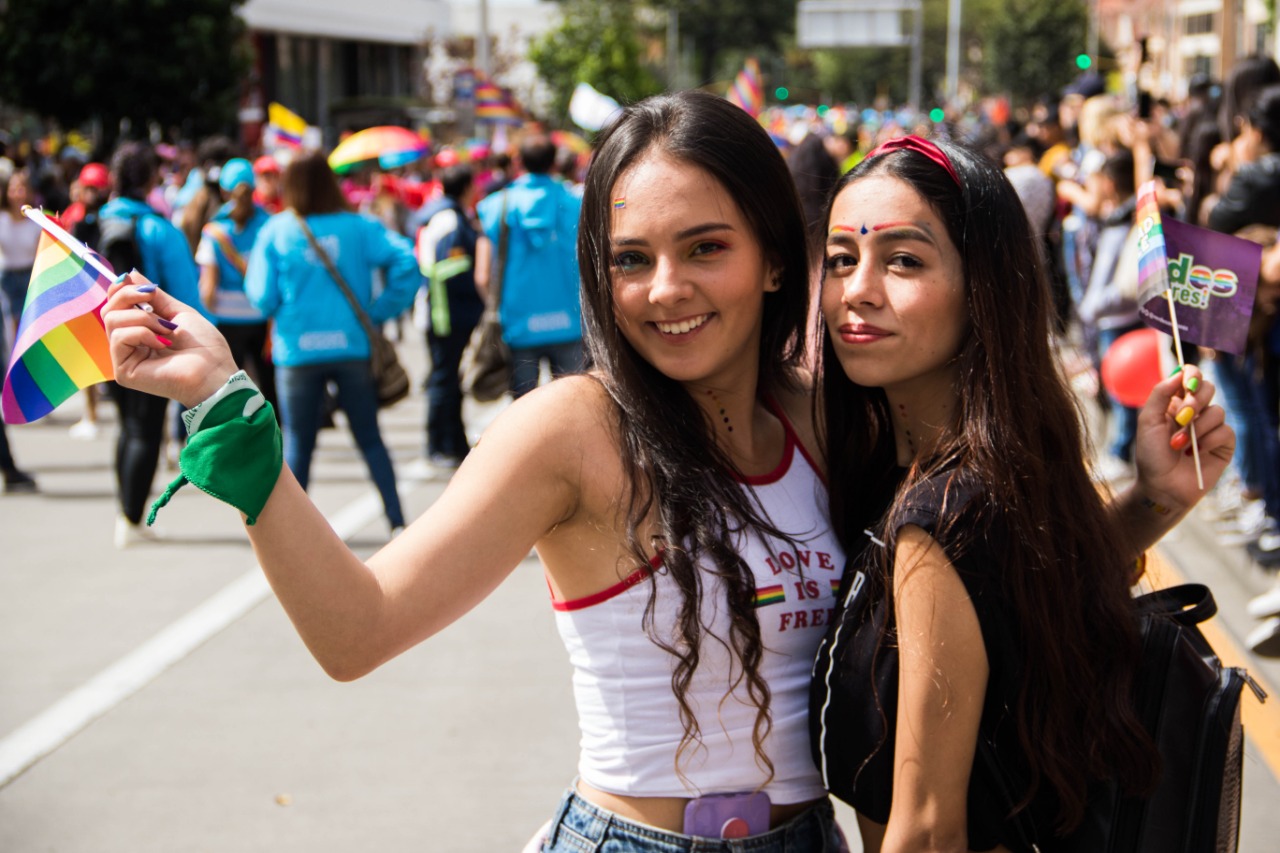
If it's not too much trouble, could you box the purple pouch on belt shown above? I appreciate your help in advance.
[683,792,770,838]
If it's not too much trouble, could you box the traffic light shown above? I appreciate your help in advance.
[929,107,945,123]
[1076,54,1092,70]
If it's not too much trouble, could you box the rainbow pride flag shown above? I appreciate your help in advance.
[1134,180,1260,355]
[2,231,113,424]
[727,58,764,117]
[475,82,522,125]
[754,583,785,608]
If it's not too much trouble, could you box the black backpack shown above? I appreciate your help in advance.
[986,583,1268,852]
[93,212,147,279]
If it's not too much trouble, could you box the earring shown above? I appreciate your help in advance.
[767,274,783,292]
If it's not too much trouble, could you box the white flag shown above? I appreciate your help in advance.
[569,83,622,132]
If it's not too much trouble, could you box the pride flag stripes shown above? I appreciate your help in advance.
[2,228,114,424]
[475,80,523,125]
[727,58,765,118]
[754,583,786,608]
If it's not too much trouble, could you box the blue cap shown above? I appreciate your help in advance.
[219,158,255,192]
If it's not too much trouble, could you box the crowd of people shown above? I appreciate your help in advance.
[0,128,588,542]
[62,80,1236,849]
[0,71,1273,847]
[772,63,1280,656]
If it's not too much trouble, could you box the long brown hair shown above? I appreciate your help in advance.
[818,140,1158,830]
[578,91,811,780]
[282,151,351,215]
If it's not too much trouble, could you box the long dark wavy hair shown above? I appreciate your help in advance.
[577,90,811,780]
[817,140,1159,830]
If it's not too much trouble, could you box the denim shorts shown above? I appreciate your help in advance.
[541,788,846,852]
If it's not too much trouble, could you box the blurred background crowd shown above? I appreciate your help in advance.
[2,0,1280,644]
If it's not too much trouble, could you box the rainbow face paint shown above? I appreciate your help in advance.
[612,198,626,209]
[829,221,918,235]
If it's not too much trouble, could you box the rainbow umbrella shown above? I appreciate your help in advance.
[328,126,429,174]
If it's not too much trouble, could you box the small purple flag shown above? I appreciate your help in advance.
[1135,181,1261,356]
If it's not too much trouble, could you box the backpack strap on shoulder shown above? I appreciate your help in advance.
[1137,583,1216,625]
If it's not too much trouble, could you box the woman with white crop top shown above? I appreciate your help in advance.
[99,92,1213,849]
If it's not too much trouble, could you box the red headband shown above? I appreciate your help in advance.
[865,135,961,187]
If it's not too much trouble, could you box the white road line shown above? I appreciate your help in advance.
[0,488,396,789]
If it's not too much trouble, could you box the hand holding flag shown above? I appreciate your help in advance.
[1134,181,1261,488]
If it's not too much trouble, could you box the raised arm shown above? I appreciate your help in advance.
[103,274,582,681]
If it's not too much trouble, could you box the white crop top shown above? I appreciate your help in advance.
[551,410,845,804]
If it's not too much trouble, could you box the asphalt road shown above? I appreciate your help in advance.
[1,333,1278,851]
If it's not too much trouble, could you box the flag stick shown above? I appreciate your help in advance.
[1165,288,1204,490]
[20,205,116,281]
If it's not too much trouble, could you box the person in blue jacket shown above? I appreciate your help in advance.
[195,157,275,408]
[101,141,204,548]
[475,134,584,398]
[246,151,419,534]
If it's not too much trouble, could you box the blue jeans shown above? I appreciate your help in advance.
[1,266,31,320]
[1215,353,1280,519]
[1097,325,1142,462]
[510,340,584,399]
[542,789,844,852]
[276,359,405,528]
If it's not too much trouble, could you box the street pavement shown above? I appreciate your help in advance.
[1,330,1279,851]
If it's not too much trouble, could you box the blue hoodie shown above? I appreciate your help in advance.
[246,211,420,367]
[98,196,204,316]
[476,173,582,348]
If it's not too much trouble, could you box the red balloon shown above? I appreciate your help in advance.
[1100,328,1163,408]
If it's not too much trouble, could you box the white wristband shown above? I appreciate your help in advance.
[181,370,265,435]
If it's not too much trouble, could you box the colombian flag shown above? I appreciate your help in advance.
[267,102,308,148]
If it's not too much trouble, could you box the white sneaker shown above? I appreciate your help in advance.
[1247,586,1280,620]
[1247,617,1280,658]
[68,419,99,440]
[1217,502,1273,545]
[115,516,163,549]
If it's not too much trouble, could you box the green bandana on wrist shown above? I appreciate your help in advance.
[146,372,283,526]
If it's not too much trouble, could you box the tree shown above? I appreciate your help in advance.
[654,0,797,85]
[530,0,663,126]
[980,0,1089,106]
[0,0,250,149]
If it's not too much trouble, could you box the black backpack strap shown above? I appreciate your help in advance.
[1136,583,1216,626]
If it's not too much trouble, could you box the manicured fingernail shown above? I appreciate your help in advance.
[1168,365,1183,376]
[113,273,127,284]
[1170,430,1190,451]
[157,317,179,331]
[156,334,173,347]
[135,303,154,315]
[1186,376,1200,393]
[134,283,157,293]
[1175,406,1195,426]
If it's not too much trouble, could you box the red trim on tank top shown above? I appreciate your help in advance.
[769,395,826,487]
[735,396,824,486]
[548,552,662,611]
